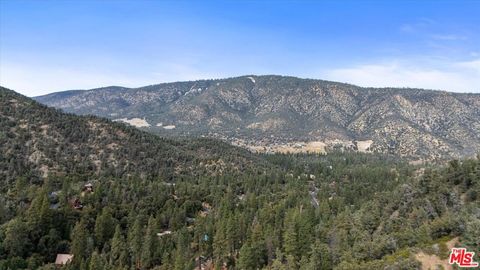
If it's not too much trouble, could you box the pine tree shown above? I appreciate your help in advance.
[128,217,144,269]
[238,224,267,270]
[213,221,228,267]
[238,241,256,270]
[88,251,104,270]
[298,255,310,270]
[141,216,156,268]
[94,207,115,249]
[38,228,61,259]
[27,189,52,240]
[0,197,5,224]
[297,209,315,257]
[110,225,128,267]
[285,254,297,270]
[2,218,30,257]
[225,214,238,254]
[71,219,89,263]
[173,247,186,270]
[283,213,299,261]
[271,248,286,270]
[306,240,331,270]
[79,259,88,270]
[250,223,267,265]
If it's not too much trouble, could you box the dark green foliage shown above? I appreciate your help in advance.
[94,207,115,249]
[71,219,89,262]
[1,150,478,269]
[2,219,31,257]
[0,87,267,189]
[1,87,479,269]
[110,225,128,267]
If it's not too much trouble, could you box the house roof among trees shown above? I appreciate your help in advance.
[54,254,73,265]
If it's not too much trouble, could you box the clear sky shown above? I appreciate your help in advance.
[1,0,479,96]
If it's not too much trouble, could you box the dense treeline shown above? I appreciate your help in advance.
[1,152,479,269]
[1,88,479,269]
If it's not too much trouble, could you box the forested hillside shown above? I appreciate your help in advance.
[1,88,479,269]
[0,87,266,188]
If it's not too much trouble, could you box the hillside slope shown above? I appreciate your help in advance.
[35,75,480,160]
[0,87,266,186]
[1,87,479,270]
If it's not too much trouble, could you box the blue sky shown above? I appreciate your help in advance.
[1,0,479,96]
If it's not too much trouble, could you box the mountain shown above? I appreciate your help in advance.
[2,86,480,269]
[35,75,480,160]
[0,87,267,187]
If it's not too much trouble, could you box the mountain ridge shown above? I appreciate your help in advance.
[35,74,479,96]
[2,86,480,270]
[33,75,480,160]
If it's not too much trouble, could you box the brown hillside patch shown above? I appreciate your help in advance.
[415,237,459,270]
